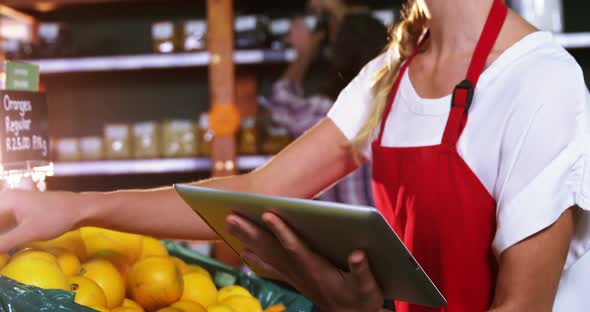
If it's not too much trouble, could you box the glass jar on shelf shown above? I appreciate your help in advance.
[182,20,207,52]
[161,120,198,158]
[234,15,272,49]
[198,113,213,157]
[133,121,160,159]
[79,136,104,161]
[238,117,258,155]
[261,125,292,155]
[104,124,132,160]
[152,21,179,54]
[56,138,80,162]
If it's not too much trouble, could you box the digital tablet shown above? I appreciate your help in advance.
[175,184,447,308]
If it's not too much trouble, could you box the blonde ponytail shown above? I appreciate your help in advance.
[351,0,428,156]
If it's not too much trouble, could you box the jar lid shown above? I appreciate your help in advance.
[152,22,175,39]
[199,113,210,128]
[184,20,207,34]
[104,124,130,138]
[235,16,257,32]
[133,121,158,134]
[241,117,256,128]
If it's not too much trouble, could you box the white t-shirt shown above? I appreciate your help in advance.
[328,31,590,310]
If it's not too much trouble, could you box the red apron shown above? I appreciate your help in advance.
[371,1,508,311]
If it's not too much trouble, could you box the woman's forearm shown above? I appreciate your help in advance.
[75,173,255,240]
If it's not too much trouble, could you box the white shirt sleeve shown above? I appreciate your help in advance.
[327,53,389,159]
[492,57,590,269]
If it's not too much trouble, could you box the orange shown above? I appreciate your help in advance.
[0,254,10,270]
[171,300,207,312]
[169,257,190,274]
[11,250,57,263]
[220,296,262,312]
[181,272,217,307]
[187,265,211,279]
[69,276,108,308]
[128,257,183,312]
[264,304,286,312]
[52,249,81,276]
[81,227,143,263]
[113,307,144,312]
[122,298,145,312]
[92,250,132,282]
[207,305,235,312]
[155,308,183,312]
[216,285,252,302]
[25,230,87,261]
[80,259,126,309]
[139,237,169,259]
[89,306,110,312]
[1,252,68,290]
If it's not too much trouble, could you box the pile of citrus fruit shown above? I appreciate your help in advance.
[0,227,286,312]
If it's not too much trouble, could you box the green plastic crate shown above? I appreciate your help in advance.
[0,242,314,312]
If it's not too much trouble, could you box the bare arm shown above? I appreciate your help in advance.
[489,208,575,312]
[0,118,360,251]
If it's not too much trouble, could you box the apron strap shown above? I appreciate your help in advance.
[441,0,508,146]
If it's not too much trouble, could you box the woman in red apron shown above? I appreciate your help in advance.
[0,0,587,311]
[225,0,586,311]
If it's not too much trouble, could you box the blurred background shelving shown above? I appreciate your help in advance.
[1,0,589,191]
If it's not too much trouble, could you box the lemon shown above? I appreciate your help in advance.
[220,296,262,312]
[122,298,145,312]
[181,272,217,307]
[128,256,183,312]
[169,256,190,274]
[25,230,87,261]
[207,304,235,312]
[264,304,286,312]
[217,285,252,302]
[69,276,108,308]
[81,259,126,309]
[1,252,68,290]
[53,249,81,276]
[81,227,143,263]
[0,254,10,270]
[187,265,211,280]
[172,300,207,312]
[140,237,169,259]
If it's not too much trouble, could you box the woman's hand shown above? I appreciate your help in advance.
[0,190,82,252]
[226,212,385,312]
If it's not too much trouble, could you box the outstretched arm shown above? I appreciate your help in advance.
[0,118,360,252]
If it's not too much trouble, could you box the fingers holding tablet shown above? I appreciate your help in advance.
[226,212,386,311]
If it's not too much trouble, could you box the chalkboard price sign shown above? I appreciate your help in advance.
[0,91,49,165]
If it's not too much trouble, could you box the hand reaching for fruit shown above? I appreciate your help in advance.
[0,190,82,254]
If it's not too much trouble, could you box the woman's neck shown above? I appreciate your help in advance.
[424,0,496,55]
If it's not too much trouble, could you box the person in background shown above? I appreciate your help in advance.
[262,0,389,206]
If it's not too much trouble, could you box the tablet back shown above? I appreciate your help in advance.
[175,184,446,308]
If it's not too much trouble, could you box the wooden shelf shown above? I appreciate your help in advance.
[23,32,590,75]
[555,32,590,49]
[52,155,271,177]
[25,49,296,74]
